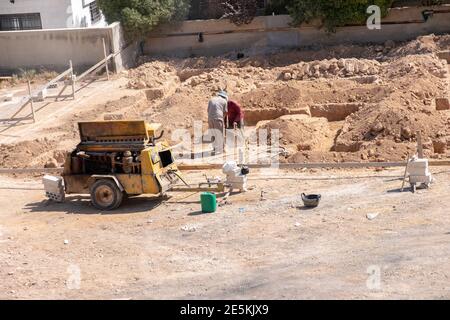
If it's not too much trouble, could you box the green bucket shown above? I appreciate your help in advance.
[201,192,217,213]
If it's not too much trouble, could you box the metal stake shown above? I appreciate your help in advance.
[28,80,36,123]
[102,38,110,81]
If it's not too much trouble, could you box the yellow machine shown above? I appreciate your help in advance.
[62,120,185,210]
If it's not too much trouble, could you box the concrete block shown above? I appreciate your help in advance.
[1,93,13,102]
[43,175,63,189]
[32,88,47,102]
[409,173,432,184]
[43,175,65,202]
[407,158,431,177]
[408,168,430,176]
[226,174,248,184]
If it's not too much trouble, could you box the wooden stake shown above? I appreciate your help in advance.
[417,131,423,159]
[401,154,410,192]
[69,60,75,100]
[27,81,36,123]
[102,38,110,81]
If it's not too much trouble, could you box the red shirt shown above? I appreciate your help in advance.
[227,100,244,124]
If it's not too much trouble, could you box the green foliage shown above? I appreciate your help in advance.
[267,0,394,32]
[221,0,260,25]
[265,0,289,15]
[97,0,190,38]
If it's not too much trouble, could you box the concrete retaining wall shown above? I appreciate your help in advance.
[0,22,136,75]
[144,5,450,57]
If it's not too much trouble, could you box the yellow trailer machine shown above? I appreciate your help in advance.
[61,120,182,210]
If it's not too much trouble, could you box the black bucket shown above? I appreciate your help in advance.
[301,193,321,208]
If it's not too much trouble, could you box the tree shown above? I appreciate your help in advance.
[266,0,393,32]
[97,0,190,38]
[221,0,259,25]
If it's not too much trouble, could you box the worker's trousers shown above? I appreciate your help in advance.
[207,119,224,154]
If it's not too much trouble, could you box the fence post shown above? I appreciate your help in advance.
[417,131,423,159]
[28,80,36,123]
[102,38,110,81]
[69,60,75,100]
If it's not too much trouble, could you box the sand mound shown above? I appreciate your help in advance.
[258,114,332,152]
[127,61,179,89]
[0,139,58,168]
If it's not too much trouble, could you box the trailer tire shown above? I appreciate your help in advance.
[90,179,123,210]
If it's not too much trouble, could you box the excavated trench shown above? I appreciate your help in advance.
[247,102,365,153]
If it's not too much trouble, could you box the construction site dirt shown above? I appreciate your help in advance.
[1,168,450,299]
[0,34,450,299]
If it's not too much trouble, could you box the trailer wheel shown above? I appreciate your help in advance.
[90,179,123,210]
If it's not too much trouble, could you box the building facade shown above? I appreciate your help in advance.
[0,0,106,31]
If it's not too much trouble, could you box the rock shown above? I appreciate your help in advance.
[432,139,446,154]
[319,61,330,71]
[145,88,165,101]
[181,225,197,232]
[370,121,384,134]
[64,239,69,245]
[135,80,147,89]
[189,77,202,86]
[303,64,311,75]
[345,61,355,75]
[282,72,292,81]
[385,40,395,49]
[297,143,312,151]
[328,63,339,75]
[401,127,413,140]
[366,212,379,220]
[44,158,58,168]
[435,98,450,111]
[359,62,369,74]
[367,66,379,75]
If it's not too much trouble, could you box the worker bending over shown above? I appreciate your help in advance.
[227,99,244,129]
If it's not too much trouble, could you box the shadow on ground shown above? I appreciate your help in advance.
[24,195,164,215]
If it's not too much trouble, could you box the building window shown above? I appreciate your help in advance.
[0,13,42,31]
[90,1,101,24]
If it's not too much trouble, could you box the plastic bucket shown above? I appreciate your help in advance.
[201,192,217,213]
[301,193,321,208]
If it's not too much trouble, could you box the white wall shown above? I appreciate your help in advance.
[70,0,106,28]
[0,22,137,74]
[0,0,106,29]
